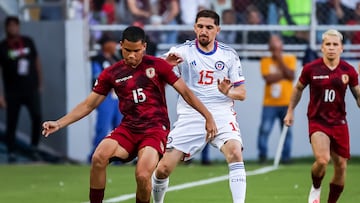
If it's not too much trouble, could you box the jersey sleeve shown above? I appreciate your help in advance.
[299,64,311,86]
[157,58,180,85]
[348,65,359,87]
[92,68,112,96]
[229,53,245,86]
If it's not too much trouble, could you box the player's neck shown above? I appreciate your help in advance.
[323,58,340,70]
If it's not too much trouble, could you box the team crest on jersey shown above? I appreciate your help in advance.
[146,67,155,78]
[341,74,349,84]
[167,136,173,144]
[215,61,225,70]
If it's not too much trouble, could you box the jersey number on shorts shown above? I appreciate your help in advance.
[198,70,214,85]
[132,88,146,103]
[229,122,238,131]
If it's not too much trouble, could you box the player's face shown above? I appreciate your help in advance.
[120,39,146,68]
[194,17,220,47]
[321,35,343,61]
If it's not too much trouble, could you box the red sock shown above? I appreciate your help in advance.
[328,183,344,203]
[312,173,324,189]
[136,197,149,203]
[89,188,104,203]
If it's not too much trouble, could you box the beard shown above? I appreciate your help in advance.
[198,35,211,47]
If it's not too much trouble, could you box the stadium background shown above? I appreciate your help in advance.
[0,0,359,163]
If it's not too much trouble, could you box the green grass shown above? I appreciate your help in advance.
[0,158,359,203]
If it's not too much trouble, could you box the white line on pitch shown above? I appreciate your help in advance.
[95,165,277,203]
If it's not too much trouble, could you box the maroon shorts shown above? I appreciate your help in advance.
[105,125,169,162]
[308,122,350,159]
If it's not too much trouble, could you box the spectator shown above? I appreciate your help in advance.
[177,0,209,42]
[117,0,152,25]
[89,0,108,43]
[346,2,360,45]
[279,0,311,44]
[316,0,355,43]
[102,0,117,24]
[0,16,43,163]
[88,33,123,163]
[257,34,296,164]
[210,0,233,23]
[159,0,180,44]
[217,9,238,44]
[237,5,269,44]
[232,0,253,23]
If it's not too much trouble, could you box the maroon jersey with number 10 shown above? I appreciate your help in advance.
[299,58,358,126]
[93,55,179,132]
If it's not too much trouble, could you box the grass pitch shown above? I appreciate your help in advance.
[0,157,359,203]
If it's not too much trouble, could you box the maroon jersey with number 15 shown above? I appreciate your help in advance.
[93,55,179,132]
[299,58,358,126]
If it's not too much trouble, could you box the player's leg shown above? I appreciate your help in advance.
[152,148,183,203]
[90,138,129,203]
[327,151,347,203]
[135,146,160,203]
[308,131,331,203]
[327,124,349,203]
[257,106,276,163]
[221,139,246,203]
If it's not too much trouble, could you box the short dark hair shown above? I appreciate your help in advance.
[195,10,220,26]
[98,32,117,46]
[5,16,20,27]
[121,26,146,43]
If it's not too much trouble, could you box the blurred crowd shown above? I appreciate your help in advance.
[62,0,360,46]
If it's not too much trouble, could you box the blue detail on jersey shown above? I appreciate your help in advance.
[195,40,217,55]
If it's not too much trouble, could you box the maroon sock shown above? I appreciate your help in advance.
[89,188,104,203]
[312,173,324,189]
[136,197,149,203]
[328,183,344,203]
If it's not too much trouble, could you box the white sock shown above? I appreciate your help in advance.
[152,172,169,203]
[229,162,246,203]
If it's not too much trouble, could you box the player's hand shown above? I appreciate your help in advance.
[283,112,294,127]
[42,121,61,137]
[205,117,218,142]
[217,77,232,96]
[165,53,183,66]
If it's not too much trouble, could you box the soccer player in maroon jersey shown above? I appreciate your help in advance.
[284,29,360,203]
[41,26,217,203]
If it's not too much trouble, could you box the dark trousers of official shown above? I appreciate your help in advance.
[5,91,42,154]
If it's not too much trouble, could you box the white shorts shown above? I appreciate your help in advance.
[166,109,243,161]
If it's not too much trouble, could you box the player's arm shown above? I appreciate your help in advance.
[42,92,106,137]
[284,81,305,126]
[217,78,246,101]
[172,78,218,140]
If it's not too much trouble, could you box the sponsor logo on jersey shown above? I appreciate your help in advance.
[146,67,155,78]
[115,75,133,83]
[215,61,225,70]
[313,75,329,79]
[341,74,349,84]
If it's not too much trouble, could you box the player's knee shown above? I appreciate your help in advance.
[225,148,243,163]
[135,171,151,187]
[91,152,109,168]
[155,163,172,179]
[315,156,330,167]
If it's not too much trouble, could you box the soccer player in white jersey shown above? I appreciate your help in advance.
[152,10,247,203]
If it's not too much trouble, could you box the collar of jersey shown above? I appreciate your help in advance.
[195,39,217,55]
